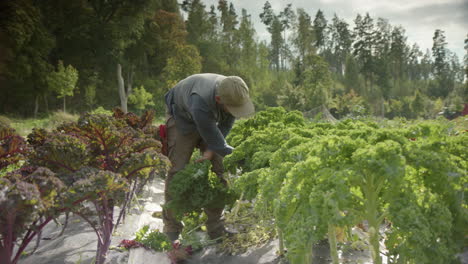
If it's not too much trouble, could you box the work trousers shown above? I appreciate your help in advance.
[162,116,225,237]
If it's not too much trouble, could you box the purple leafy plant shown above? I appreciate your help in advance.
[26,110,170,264]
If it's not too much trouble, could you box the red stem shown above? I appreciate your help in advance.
[74,212,103,245]
[36,158,76,172]
[92,126,109,155]
[12,217,53,264]
[126,165,155,179]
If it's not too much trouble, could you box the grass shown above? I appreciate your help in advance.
[5,111,79,137]
[3,109,167,137]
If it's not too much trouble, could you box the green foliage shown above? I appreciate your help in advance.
[178,212,211,251]
[134,225,171,251]
[226,107,467,264]
[167,158,237,220]
[0,0,55,116]
[47,61,79,99]
[128,86,155,110]
[47,111,79,126]
[90,107,113,116]
[226,107,305,148]
[0,116,11,127]
[295,54,333,108]
[84,84,97,109]
[330,89,369,118]
[1,1,464,120]
[5,112,79,137]
[162,44,202,88]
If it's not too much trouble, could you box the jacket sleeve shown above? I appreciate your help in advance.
[190,94,234,157]
[218,112,235,137]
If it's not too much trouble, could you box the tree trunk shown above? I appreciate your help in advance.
[126,67,133,103]
[328,224,339,264]
[117,63,128,113]
[43,94,49,113]
[34,95,39,118]
[63,96,66,113]
[381,97,385,118]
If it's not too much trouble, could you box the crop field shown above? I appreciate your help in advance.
[1,108,466,264]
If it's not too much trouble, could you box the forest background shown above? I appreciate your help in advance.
[0,0,466,120]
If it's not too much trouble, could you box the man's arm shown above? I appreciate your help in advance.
[191,95,233,157]
[218,112,235,138]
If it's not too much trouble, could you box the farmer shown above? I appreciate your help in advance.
[163,73,255,242]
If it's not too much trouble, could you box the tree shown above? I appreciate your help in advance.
[80,0,159,113]
[465,35,468,85]
[237,9,256,66]
[407,43,422,81]
[313,9,328,52]
[279,4,295,69]
[161,44,202,88]
[353,13,375,93]
[37,0,164,113]
[218,1,240,68]
[47,61,79,113]
[0,0,55,116]
[299,55,333,108]
[373,18,392,100]
[420,49,433,80]
[260,1,284,71]
[184,0,210,45]
[83,72,100,110]
[431,29,452,97]
[183,0,226,74]
[292,8,315,63]
[128,86,155,111]
[432,29,448,78]
[329,14,353,76]
[344,55,364,94]
[411,90,426,118]
[218,1,238,33]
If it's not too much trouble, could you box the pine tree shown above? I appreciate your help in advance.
[420,49,433,80]
[220,2,239,67]
[353,13,375,93]
[313,9,328,52]
[329,14,353,76]
[432,29,448,77]
[431,29,452,97]
[292,8,315,62]
[260,1,283,71]
[407,43,422,81]
[389,25,407,95]
[185,0,210,45]
[237,9,256,67]
[279,4,295,69]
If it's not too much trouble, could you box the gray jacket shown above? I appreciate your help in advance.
[165,73,235,156]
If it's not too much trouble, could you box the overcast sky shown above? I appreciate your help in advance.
[196,0,468,60]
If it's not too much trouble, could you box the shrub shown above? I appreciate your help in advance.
[47,111,78,126]
[0,116,11,127]
[90,106,113,116]
[134,225,171,251]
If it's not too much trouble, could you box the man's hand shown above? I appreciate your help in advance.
[196,150,214,162]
